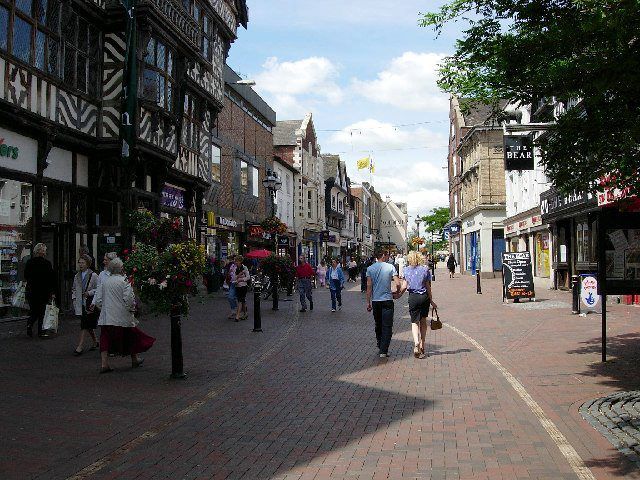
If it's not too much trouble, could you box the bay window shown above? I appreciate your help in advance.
[143,37,175,111]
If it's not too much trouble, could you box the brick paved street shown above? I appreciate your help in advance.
[2,275,640,480]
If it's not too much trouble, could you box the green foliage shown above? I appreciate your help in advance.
[260,254,296,286]
[422,207,450,233]
[421,1,640,196]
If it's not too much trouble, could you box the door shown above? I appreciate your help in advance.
[41,223,73,312]
[492,229,506,271]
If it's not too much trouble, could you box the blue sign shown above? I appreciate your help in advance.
[449,224,460,234]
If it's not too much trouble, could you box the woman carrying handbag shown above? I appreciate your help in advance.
[72,255,99,355]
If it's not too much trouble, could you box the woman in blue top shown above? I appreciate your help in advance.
[403,251,438,359]
[325,258,345,312]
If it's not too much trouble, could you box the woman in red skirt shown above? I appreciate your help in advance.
[93,257,155,374]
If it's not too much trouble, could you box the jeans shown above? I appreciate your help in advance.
[372,300,394,354]
[227,283,237,311]
[330,280,342,309]
[297,278,313,309]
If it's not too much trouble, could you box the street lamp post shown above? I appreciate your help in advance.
[414,215,422,251]
[262,169,282,310]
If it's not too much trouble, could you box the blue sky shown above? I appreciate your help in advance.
[227,1,462,226]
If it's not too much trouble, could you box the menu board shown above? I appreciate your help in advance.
[502,252,535,300]
[605,229,640,281]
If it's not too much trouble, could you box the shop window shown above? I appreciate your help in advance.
[240,161,248,193]
[211,144,221,182]
[576,221,591,263]
[143,37,175,112]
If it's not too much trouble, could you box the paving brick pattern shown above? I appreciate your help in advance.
[581,391,640,467]
[1,276,640,479]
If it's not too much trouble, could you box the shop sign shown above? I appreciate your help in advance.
[248,225,273,241]
[540,189,596,218]
[531,215,542,227]
[340,238,347,247]
[449,224,460,234]
[580,274,600,309]
[502,252,535,300]
[0,139,19,159]
[303,229,318,241]
[206,211,216,227]
[504,135,534,170]
[277,236,290,247]
[161,184,185,210]
[217,216,238,229]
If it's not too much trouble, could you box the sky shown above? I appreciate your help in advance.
[227,1,462,230]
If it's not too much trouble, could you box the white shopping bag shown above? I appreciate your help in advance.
[42,302,60,332]
[11,282,27,309]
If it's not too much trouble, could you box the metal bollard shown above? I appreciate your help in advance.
[170,303,186,379]
[253,280,263,332]
[571,275,580,314]
[476,270,482,294]
[272,275,279,311]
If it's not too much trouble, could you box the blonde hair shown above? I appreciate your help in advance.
[407,251,425,267]
[34,243,47,256]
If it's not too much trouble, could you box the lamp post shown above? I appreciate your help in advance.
[262,169,282,310]
[414,215,422,251]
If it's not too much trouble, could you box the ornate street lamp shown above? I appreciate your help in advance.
[262,169,282,309]
[414,215,422,251]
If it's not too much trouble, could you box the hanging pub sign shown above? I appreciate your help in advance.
[277,235,290,247]
[504,135,534,171]
[502,252,535,300]
[161,184,185,210]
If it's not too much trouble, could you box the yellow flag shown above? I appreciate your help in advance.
[370,162,375,174]
[357,156,370,170]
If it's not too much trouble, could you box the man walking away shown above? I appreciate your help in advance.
[296,255,315,312]
[366,249,406,357]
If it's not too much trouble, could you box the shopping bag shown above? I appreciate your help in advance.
[430,306,442,330]
[11,282,27,309]
[42,302,60,332]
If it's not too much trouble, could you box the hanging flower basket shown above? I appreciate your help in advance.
[260,216,288,235]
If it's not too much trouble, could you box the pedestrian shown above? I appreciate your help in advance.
[79,244,94,270]
[447,253,457,278]
[94,258,155,374]
[361,256,373,292]
[403,251,438,359]
[72,255,99,355]
[234,255,250,321]
[295,254,314,312]
[316,260,327,288]
[225,258,238,319]
[366,248,406,358]
[326,258,345,312]
[24,243,55,338]
[395,254,406,278]
[348,259,358,282]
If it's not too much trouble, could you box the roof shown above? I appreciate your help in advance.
[225,65,276,126]
[323,154,340,180]
[273,120,302,146]
[235,0,248,28]
[459,98,509,127]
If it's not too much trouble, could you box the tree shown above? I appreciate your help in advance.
[422,207,450,251]
[421,1,640,197]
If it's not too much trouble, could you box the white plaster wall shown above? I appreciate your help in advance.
[44,147,73,182]
[77,154,89,187]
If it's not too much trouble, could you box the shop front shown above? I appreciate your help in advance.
[212,215,244,262]
[504,210,551,283]
[277,234,297,259]
[246,225,276,252]
[541,188,599,290]
[300,229,319,266]
[461,207,506,277]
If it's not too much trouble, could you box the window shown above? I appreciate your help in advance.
[240,161,248,193]
[1,0,67,80]
[62,11,99,95]
[286,174,290,194]
[331,195,335,209]
[211,144,221,182]
[143,37,175,111]
[251,166,258,197]
[576,221,590,263]
[182,92,200,149]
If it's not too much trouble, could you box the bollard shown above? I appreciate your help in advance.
[571,275,580,314]
[272,275,279,311]
[253,280,263,332]
[476,270,482,294]
[170,303,186,379]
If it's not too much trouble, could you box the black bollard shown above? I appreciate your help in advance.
[476,270,482,294]
[253,281,263,332]
[272,275,279,311]
[170,304,186,379]
[571,275,580,314]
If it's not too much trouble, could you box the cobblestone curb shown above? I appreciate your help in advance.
[580,391,640,467]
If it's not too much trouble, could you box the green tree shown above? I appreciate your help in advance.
[422,207,450,251]
[421,1,640,196]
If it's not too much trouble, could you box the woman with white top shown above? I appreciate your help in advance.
[234,255,250,321]
[72,255,99,355]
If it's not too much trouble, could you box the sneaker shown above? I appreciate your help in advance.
[299,308,307,313]
[379,353,389,358]
[331,308,336,312]
[309,300,314,311]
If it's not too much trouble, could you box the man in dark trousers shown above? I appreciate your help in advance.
[24,243,55,338]
[295,254,315,312]
[366,249,406,358]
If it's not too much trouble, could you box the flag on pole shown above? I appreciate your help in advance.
[120,0,138,161]
[356,156,370,170]
[370,162,375,174]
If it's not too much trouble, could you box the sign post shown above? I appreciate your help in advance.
[502,252,535,302]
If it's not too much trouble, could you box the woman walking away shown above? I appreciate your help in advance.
[403,251,438,359]
[94,258,155,374]
[447,253,457,278]
[316,260,327,288]
[24,243,55,338]
[72,255,99,355]
[225,258,238,319]
[326,259,345,312]
[234,256,250,321]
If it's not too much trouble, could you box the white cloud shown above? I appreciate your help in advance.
[351,52,449,112]
[253,56,344,118]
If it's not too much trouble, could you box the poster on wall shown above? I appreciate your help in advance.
[502,252,535,300]
[599,212,640,295]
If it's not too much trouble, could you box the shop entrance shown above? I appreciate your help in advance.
[41,223,73,312]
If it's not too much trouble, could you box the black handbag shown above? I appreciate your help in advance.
[430,306,442,330]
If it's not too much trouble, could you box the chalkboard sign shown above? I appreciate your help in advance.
[502,252,535,300]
